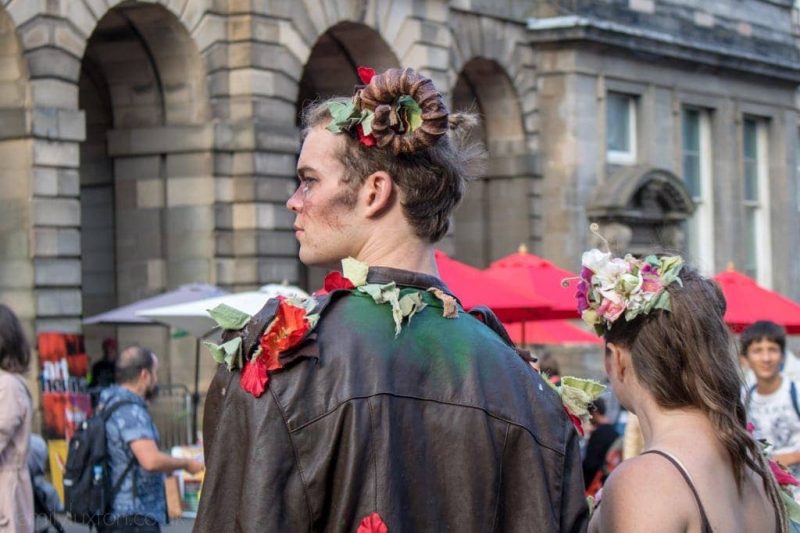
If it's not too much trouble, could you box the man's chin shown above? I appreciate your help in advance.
[298,249,344,270]
[754,370,781,383]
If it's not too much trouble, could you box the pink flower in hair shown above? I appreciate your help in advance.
[640,263,663,294]
[598,298,626,322]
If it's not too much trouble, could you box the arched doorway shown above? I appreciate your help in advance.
[79,3,213,377]
[451,58,531,267]
[295,22,399,289]
[0,7,32,327]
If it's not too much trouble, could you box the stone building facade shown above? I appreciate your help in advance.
[0,0,798,391]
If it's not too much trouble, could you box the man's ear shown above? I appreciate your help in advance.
[360,171,394,218]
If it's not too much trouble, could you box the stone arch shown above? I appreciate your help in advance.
[587,166,695,256]
[267,0,439,76]
[0,5,33,333]
[76,3,215,372]
[447,12,538,267]
[450,57,533,267]
[297,21,400,118]
[3,0,223,337]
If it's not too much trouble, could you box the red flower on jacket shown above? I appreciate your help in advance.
[240,356,269,398]
[356,513,388,533]
[564,406,584,436]
[326,271,356,292]
[357,66,376,85]
[240,298,310,397]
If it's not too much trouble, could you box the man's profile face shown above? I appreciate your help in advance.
[144,356,159,401]
[744,337,784,383]
[287,127,360,267]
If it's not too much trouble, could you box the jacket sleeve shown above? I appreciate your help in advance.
[560,424,590,533]
[201,365,234,461]
[194,369,310,532]
[0,374,25,456]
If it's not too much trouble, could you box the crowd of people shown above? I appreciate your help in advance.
[1,66,799,532]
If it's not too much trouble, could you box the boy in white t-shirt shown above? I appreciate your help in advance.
[742,321,800,482]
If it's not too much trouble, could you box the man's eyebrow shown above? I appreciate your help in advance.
[296,165,316,177]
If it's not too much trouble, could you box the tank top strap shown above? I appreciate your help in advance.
[641,449,713,533]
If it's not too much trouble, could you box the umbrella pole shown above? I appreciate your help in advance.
[192,337,200,445]
[521,321,526,347]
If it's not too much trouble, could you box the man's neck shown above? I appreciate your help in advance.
[121,382,145,399]
[354,237,438,277]
[756,374,783,395]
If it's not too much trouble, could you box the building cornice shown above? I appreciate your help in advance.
[527,15,800,83]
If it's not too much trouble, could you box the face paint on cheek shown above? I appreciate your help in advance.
[317,187,358,230]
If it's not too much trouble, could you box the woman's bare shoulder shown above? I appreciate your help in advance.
[594,453,694,533]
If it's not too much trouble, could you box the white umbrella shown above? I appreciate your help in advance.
[136,284,309,338]
[83,283,228,325]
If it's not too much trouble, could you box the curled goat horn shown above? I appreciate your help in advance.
[358,67,449,154]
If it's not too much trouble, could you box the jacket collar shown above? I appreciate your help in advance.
[366,266,452,295]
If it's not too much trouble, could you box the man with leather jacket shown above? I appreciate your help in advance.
[195,68,589,532]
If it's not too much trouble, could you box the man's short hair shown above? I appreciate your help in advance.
[115,346,155,384]
[740,320,786,356]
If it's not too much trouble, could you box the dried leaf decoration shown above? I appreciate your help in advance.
[207,303,251,330]
[544,375,605,436]
[358,283,427,336]
[427,287,458,318]
[356,512,388,533]
[203,337,243,370]
[342,257,369,287]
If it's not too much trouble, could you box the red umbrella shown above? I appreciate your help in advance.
[714,268,800,334]
[485,245,580,320]
[502,320,602,346]
[435,250,556,322]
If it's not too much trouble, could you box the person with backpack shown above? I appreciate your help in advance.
[741,320,800,494]
[97,346,203,532]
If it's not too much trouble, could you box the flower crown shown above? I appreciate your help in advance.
[577,249,684,336]
[325,66,449,154]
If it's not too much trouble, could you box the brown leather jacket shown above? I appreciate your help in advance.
[195,268,589,532]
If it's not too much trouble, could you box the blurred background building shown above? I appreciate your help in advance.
[1,0,799,401]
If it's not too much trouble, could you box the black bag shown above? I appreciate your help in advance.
[63,400,136,526]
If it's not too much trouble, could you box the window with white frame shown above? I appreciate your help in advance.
[681,107,714,274]
[606,92,637,164]
[742,117,772,286]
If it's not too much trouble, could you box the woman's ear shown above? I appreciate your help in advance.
[606,342,629,383]
[360,171,394,217]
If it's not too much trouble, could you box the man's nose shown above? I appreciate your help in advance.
[286,189,302,212]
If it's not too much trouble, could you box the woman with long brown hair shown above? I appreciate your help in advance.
[577,249,789,532]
